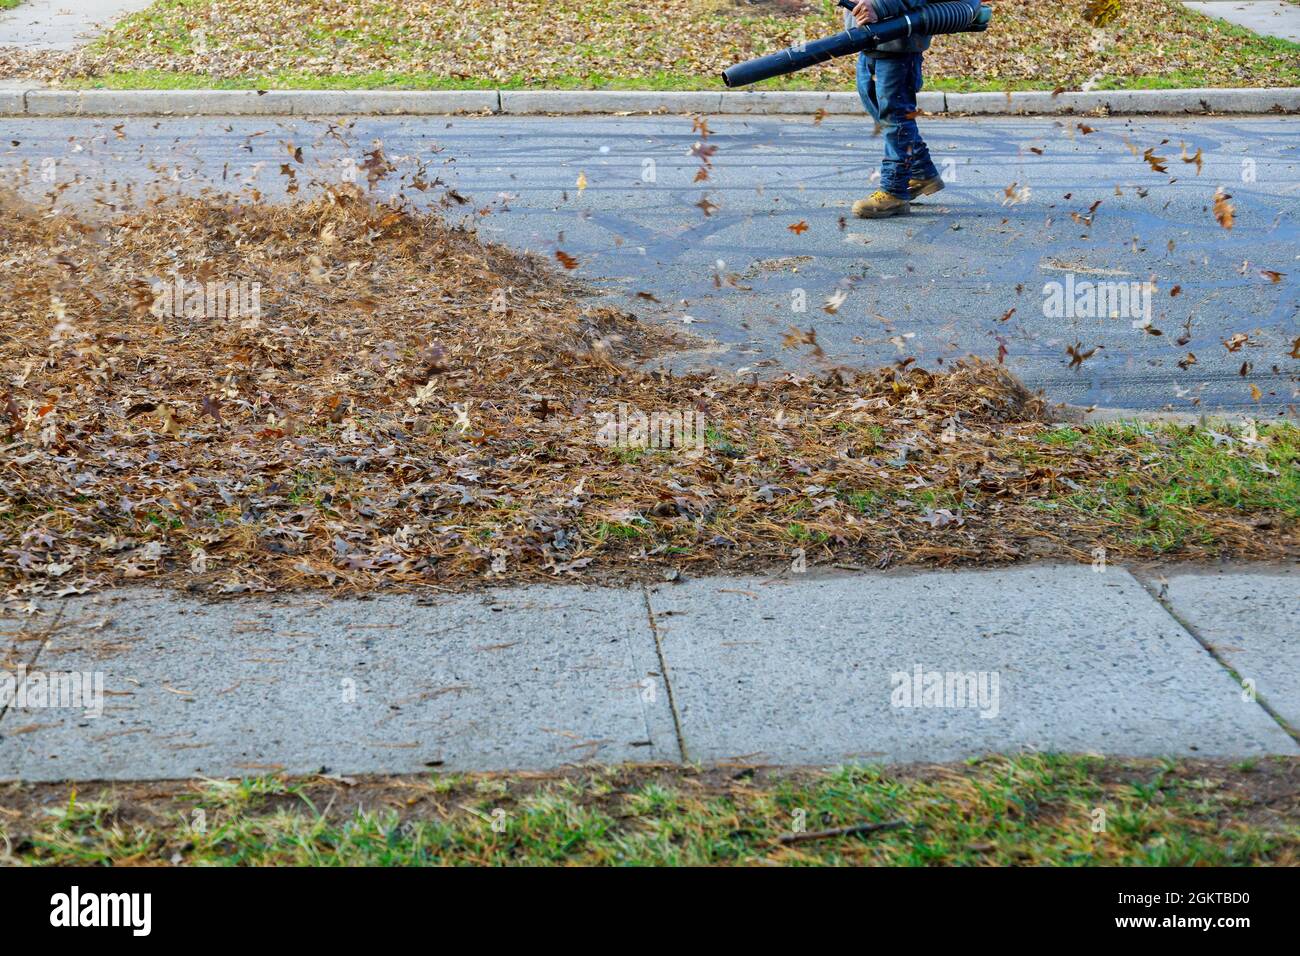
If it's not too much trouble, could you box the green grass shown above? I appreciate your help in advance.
[64,66,1300,94]
[911,488,963,510]
[6,754,1296,866]
[1056,421,1299,552]
[0,0,22,10]
[785,522,830,544]
[821,420,1297,557]
[590,519,647,541]
[838,489,885,515]
[705,425,746,458]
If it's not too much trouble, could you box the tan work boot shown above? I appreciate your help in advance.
[908,175,945,201]
[852,190,910,219]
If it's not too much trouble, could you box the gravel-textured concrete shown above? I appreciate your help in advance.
[22,90,80,116]
[277,90,500,116]
[1,565,1294,780]
[0,609,57,675]
[646,566,1297,765]
[1155,565,1299,733]
[1183,1,1300,43]
[0,587,676,781]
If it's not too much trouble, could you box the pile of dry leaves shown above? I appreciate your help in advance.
[0,184,1293,597]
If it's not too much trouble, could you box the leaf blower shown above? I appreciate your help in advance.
[721,0,993,89]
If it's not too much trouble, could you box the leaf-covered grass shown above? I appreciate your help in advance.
[4,755,1297,866]
[1040,421,1300,553]
[1,176,1295,597]
[3,0,1297,91]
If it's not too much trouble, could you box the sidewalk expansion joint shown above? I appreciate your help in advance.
[1133,570,1298,744]
[0,601,65,731]
[641,584,689,764]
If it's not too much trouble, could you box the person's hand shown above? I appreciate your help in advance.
[851,0,878,26]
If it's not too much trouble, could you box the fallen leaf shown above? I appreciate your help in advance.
[1213,187,1235,230]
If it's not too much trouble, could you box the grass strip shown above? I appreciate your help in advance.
[2,0,1296,91]
[4,755,1296,866]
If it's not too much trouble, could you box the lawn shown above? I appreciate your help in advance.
[5,755,1297,866]
[0,0,1296,91]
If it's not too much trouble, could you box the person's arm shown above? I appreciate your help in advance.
[849,0,876,25]
[856,0,931,24]
[851,0,980,27]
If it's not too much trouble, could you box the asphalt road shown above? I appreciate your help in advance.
[1,113,1296,413]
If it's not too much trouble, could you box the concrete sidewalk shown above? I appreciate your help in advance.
[1183,1,1300,43]
[1,564,1293,781]
[0,0,155,51]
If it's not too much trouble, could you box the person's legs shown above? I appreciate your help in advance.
[853,53,907,218]
[855,51,881,124]
[905,55,940,189]
[854,53,942,217]
[872,53,935,199]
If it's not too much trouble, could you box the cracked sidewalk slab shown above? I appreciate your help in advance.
[1150,565,1298,734]
[0,564,1294,782]
[644,565,1296,765]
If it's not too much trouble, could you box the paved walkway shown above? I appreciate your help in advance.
[1183,1,1300,42]
[0,564,1293,781]
[0,0,155,51]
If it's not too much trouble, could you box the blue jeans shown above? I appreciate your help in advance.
[856,53,939,199]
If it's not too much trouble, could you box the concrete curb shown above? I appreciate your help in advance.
[945,87,1300,115]
[1060,405,1298,425]
[1078,408,1296,425]
[0,87,1297,117]
[22,88,503,116]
